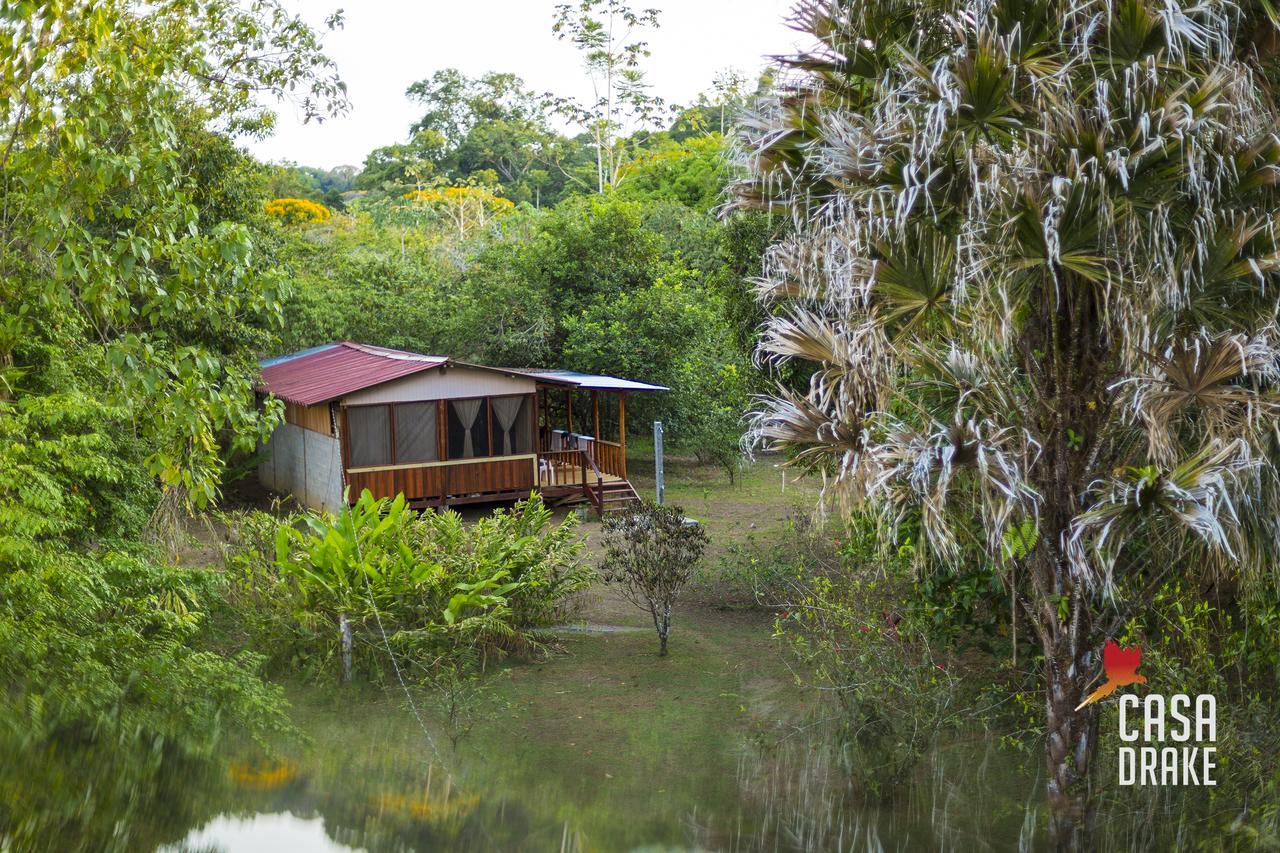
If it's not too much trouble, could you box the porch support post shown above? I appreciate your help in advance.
[565,388,573,438]
[539,388,548,448]
[530,390,541,484]
[593,391,600,445]
[618,393,627,480]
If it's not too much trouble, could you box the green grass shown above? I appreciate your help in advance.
[582,445,823,559]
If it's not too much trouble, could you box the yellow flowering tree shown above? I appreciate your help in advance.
[265,197,333,226]
[404,184,514,238]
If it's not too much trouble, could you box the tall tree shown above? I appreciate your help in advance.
[377,69,582,204]
[552,0,667,191]
[1,0,346,510]
[735,0,1280,845]
[670,68,750,139]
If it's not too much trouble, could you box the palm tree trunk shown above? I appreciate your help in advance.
[1044,644,1099,848]
[1036,570,1099,849]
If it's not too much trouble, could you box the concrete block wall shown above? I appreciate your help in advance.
[259,422,344,513]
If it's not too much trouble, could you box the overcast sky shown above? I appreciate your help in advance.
[244,0,802,169]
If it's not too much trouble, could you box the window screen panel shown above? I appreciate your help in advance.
[395,402,439,463]
[347,405,390,468]
[447,399,490,459]
[491,396,531,455]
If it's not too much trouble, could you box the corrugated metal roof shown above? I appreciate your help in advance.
[517,369,669,392]
[259,342,341,369]
[258,342,448,406]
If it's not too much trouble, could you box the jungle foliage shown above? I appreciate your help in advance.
[219,491,590,683]
[0,1,344,845]
[736,0,1280,844]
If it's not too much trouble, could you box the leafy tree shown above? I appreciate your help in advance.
[265,162,357,205]
[404,181,516,239]
[2,1,343,511]
[561,266,739,433]
[506,194,665,310]
[355,129,447,193]
[552,0,668,191]
[265,197,333,225]
[600,502,708,655]
[670,349,752,483]
[615,134,728,211]
[405,69,580,203]
[736,0,1280,843]
[0,0,344,796]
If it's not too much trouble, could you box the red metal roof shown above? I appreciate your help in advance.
[258,342,448,406]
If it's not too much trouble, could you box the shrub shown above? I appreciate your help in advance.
[776,527,965,799]
[700,512,835,608]
[600,501,709,656]
[223,491,589,682]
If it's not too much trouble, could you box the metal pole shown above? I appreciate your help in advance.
[654,421,664,505]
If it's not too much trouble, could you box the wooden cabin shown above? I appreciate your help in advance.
[255,342,666,515]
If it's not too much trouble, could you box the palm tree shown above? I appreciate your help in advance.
[733,0,1280,845]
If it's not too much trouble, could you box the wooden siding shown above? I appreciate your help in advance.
[285,401,332,435]
[346,454,536,504]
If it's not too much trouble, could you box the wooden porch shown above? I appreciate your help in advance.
[532,382,639,515]
[342,382,641,516]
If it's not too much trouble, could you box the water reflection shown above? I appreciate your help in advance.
[166,813,360,853]
[157,713,1046,852]
[4,696,1053,852]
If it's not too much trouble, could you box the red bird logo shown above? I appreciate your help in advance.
[1075,640,1146,710]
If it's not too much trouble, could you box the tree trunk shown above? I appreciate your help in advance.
[1044,632,1098,849]
[339,611,353,683]
[657,604,670,657]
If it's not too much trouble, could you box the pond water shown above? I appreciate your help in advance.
[146,706,1041,853]
[7,616,1202,851]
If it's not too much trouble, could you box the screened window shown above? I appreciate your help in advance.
[447,398,490,459]
[491,395,532,455]
[395,402,439,463]
[347,405,391,467]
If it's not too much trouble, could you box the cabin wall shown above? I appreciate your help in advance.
[342,365,534,405]
[258,422,343,512]
[284,400,333,434]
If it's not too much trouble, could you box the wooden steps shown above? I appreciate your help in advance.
[590,479,641,515]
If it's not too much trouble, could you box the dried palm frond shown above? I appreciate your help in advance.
[1070,440,1259,588]
[1118,330,1280,461]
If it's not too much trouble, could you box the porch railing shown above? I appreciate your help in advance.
[537,449,585,488]
[593,439,625,479]
[537,447,605,515]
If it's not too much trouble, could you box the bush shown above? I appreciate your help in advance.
[700,512,834,608]
[600,501,709,656]
[773,513,966,799]
[221,491,590,682]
